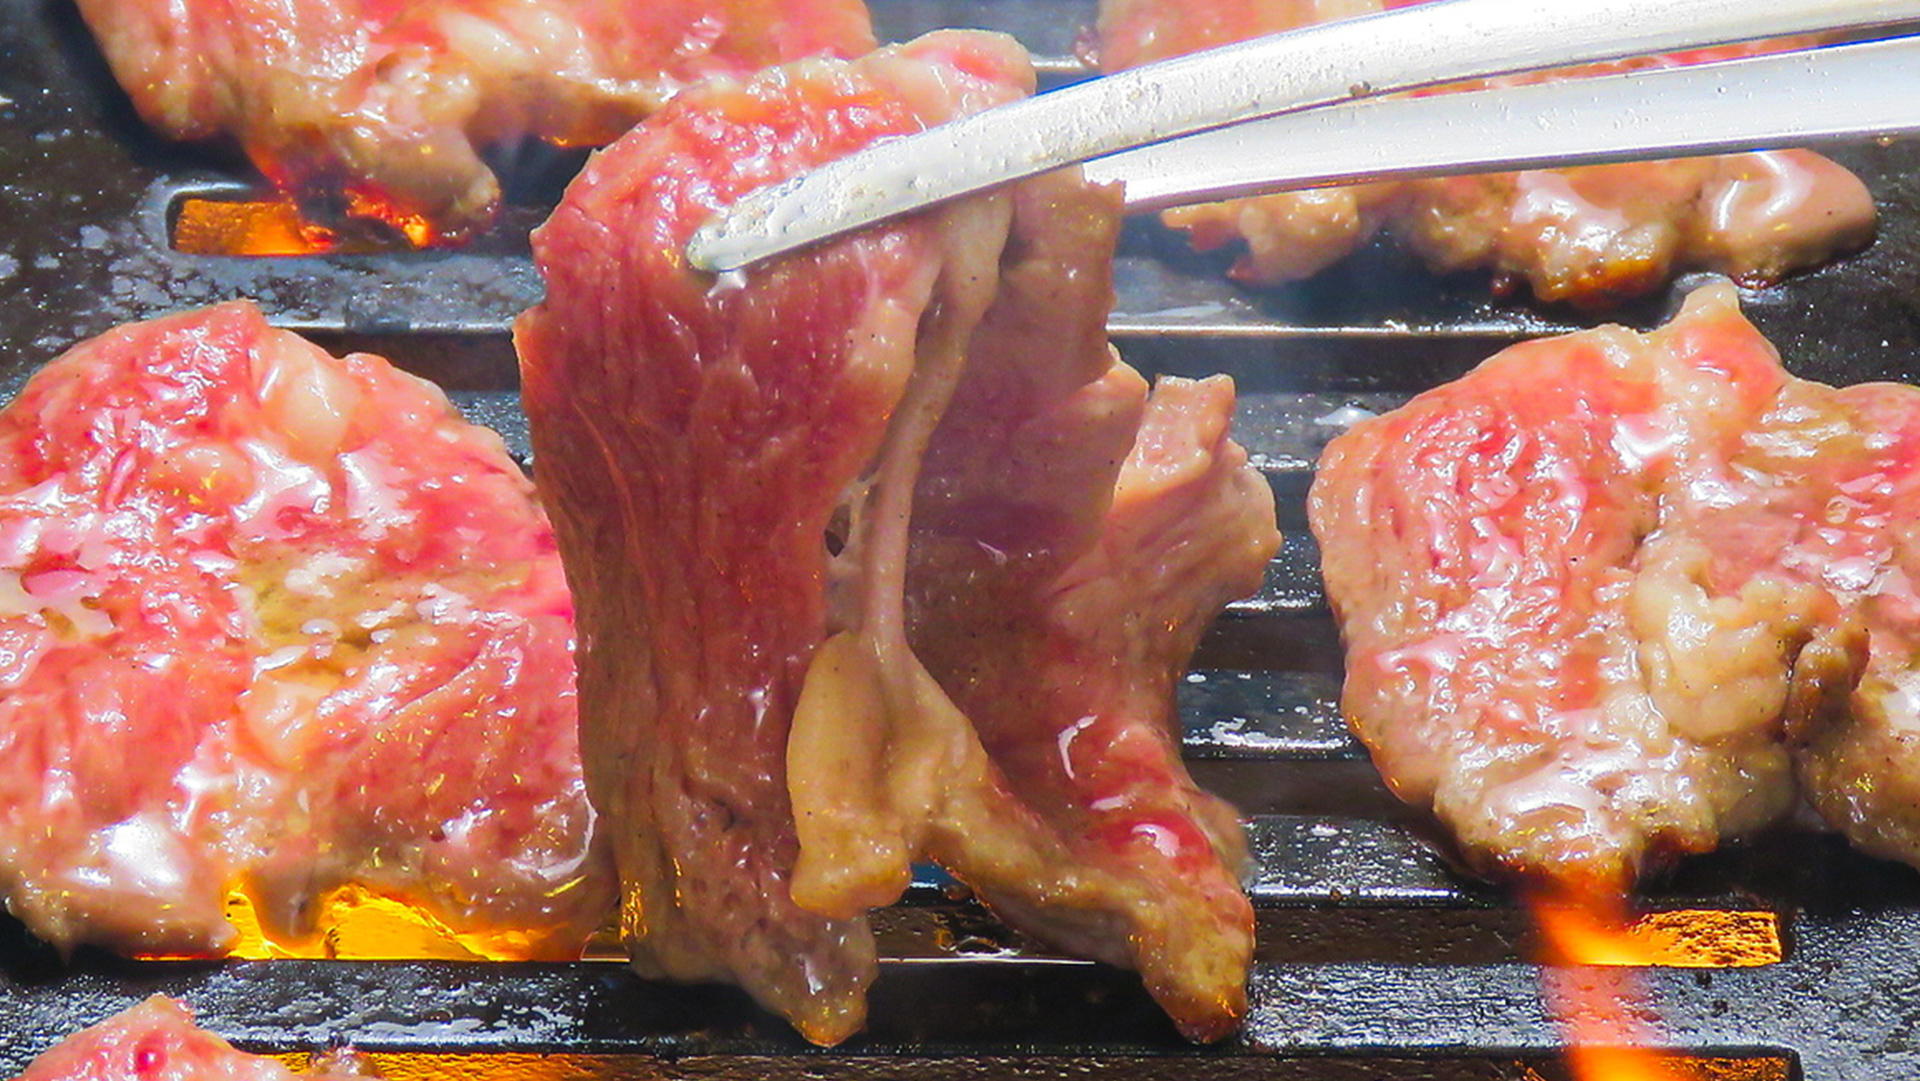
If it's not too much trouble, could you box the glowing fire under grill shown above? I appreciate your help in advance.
[171,197,434,257]
[4,0,1920,1076]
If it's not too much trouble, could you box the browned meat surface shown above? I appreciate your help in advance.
[794,173,1273,1040]
[1094,0,1876,305]
[0,302,610,960]
[1309,284,1827,889]
[1311,281,1920,889]
[907,373,1270,1036]
[518,29,1275,1045]
[1391,150,1875,306]
[1741,386,1920,872]
[77,0,874,242]
[17,996,371,1081]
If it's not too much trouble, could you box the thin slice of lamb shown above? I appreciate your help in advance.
[16,996,372,1081]
[515,30,1034,1046]
[75,0,874,242]
[0,301,608,959]
[1093,0,1874,303]
[1308,283,1845,890]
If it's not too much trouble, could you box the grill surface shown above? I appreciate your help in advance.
[4,1,1920,1075]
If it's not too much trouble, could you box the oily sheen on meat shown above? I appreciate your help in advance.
[517,30,1277,1045]
[1095,0,1876,305]
[0,302,611,959]
[1311,281,1920,889]
[76,0,875,242]
[15,997,371,1081]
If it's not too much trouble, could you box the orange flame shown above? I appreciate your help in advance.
[173,197,437,256]
[1528,896,1784,1078]
[1531,899,1782,968]
[132,887,568,962]
[1528,898,1781,1081]
[1530,891,1683,1081]
[343,190,437,249]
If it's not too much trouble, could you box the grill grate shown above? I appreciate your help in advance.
[5,0,1920,1075]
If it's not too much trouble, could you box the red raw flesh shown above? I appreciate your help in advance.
[1312,284,1808,889]
[16,996,368,1081]
[0,301,610,959]
[895,177,1271,1039]
[1312,281,1920,889]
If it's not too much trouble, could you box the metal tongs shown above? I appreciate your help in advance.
[687,0,1920,273]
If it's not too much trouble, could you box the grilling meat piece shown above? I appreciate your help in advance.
[518,30,1028,1045]
[518,29,1274,1045]
[76,0,875,243]
[17,996,371,1081]
[0,302,610,960]
[1309,283,1832,889]
[1312,280,1920,889]
[792,174,1272,1040]
[1094,0,1876,305]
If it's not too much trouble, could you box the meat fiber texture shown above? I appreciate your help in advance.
[1310,280,1920,892]
[16,996,371,1081]
[1093,0,1876,306]
[0,301,611,960]
[517,30,1278,1046]
[76,0,876,243]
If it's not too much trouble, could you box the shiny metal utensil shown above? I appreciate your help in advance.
[686,0,1920,273]
[1089,33,1920,212]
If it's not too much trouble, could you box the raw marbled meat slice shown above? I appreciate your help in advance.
[788,171,1272,1041]
[1726,384,1920,872]
[911,371,1273,1040]
[1308,284,1839,889]
[1314,283,1920,887]
[520,28,1275,1044]
[0,301,610,960]
[15,996,370,1081]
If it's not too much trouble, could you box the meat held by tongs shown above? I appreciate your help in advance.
[517,30,1278,1046]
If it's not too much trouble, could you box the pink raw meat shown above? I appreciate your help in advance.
[0,301,611,960]
[1313,281,1920,888]
[16,996,369,1081]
